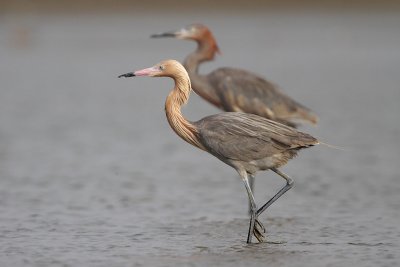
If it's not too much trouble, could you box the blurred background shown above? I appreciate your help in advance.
[1,1,399,266]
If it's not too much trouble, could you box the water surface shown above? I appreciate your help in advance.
[0,10,399,266]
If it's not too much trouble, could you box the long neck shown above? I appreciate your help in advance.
[165,73,206,151]
[183,41,221,108]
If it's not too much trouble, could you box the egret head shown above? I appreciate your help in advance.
[118,59,188,79]
[151,24,220,54]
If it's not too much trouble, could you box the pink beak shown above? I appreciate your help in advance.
[133,67,156,76]
[118,66,157,78]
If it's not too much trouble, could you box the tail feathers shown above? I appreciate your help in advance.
[319,141,349,151]
[279,108,319,127]
[296,108,319,125]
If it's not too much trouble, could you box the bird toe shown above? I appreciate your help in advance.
[253,218,266,243]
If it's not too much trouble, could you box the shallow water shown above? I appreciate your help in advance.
[0,9,400,267]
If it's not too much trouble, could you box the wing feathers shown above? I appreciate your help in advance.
[195,112,317,162]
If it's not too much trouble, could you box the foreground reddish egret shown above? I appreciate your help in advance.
[151,24,318,128]
[118,60,318,243]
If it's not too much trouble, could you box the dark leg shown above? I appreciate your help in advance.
[249,174,255,194]
[256,168,294,216]
[240,171,257,244]
[248,174,255,214]
[248,174,266,242]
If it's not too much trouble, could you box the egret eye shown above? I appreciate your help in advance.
[159,65,165,70]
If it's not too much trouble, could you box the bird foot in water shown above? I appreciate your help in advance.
[253,218,266,243]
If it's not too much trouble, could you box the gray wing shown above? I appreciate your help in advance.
[195,112,318,162]
[208,68,318,126]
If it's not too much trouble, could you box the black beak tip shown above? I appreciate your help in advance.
[150,32,176,38]
[118,72,135,78]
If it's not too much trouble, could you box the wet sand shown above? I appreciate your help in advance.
[0,10,399,267]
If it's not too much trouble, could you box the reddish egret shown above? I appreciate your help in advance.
[118,60,318,243]
[151,24,318,128]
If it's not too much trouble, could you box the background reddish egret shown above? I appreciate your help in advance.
[152,24,319,205]
[118,60,319,243]
[151,24,318,128]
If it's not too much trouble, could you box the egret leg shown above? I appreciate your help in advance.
[249,174,255,193]
[248,174,266,242]
[256,168,294,216]
[247,174,255,214]
[240,171,257,244]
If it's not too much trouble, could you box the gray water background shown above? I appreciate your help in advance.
[0,6,400,267]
